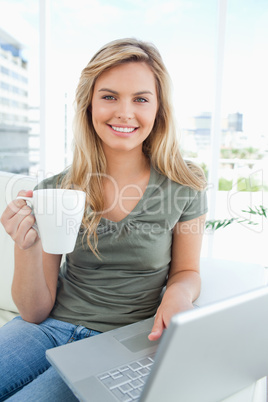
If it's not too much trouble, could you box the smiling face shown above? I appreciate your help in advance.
[91,62,158,155]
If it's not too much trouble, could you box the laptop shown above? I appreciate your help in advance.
[46,286,268,402]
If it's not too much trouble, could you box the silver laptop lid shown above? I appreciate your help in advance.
[140,286,268,402]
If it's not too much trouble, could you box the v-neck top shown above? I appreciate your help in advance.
[36,165,208,332]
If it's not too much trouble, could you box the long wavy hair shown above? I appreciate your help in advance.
[61,38,206,255]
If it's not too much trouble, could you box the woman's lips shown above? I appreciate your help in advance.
[108,124,138,137]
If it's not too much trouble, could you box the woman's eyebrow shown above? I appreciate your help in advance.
[98,88,154,96]
[133,90,154,96]
[98,88,118,95]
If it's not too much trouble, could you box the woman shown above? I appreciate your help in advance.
[0,38,207,401]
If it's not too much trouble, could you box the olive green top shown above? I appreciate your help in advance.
[36,166,207,332]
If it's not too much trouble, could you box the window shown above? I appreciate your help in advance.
[209,0,268,265]
[0,1,39,174]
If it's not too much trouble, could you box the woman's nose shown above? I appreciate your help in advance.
[115,101,134,121]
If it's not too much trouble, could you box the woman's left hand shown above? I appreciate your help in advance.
[148,214,206,341]
[148,286,194,341]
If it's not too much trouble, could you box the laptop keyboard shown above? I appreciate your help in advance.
[98,356,155,401]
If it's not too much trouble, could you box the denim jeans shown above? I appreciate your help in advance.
[0,316,101,401]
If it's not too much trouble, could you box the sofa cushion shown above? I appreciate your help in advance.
[0,171,37,313]
[0,309,18,327]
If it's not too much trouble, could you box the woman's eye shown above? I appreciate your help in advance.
[135,97,147,103]
[103,95,116,100]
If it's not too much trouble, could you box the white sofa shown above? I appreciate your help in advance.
[0,171,267,401]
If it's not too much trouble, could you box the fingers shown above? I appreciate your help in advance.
[148,314,165,341]
[0,190,38,250]
[17,227,39,250]
[18,189,33,197]
[2,190,33,220]
[2,191,32,228]
[12,213,37,248]
[148,329,163,341]
[17,190,33,201]
[14,190,33,213]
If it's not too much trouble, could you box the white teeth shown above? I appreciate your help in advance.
[111,126,136,133]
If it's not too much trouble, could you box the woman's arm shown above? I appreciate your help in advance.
[12,246,61,323]
[148,213,206,341]
[1,190,61,324]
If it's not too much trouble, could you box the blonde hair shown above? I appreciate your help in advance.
[62,38,206,255]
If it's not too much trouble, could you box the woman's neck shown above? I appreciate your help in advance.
[101,147,151,222]
[104,147,150,183]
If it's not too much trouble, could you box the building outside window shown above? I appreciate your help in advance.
[0,27,30,174]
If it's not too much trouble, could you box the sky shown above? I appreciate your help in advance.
[0,0,268,144]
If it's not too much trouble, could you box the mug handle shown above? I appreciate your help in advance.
[16,196,39,235]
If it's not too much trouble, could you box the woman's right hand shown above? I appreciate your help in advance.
[0,190,40,250]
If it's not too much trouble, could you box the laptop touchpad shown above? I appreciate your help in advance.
[120,331,160,353]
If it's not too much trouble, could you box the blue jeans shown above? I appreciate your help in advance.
[0,316,101,401]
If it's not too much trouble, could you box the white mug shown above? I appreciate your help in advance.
[17,188,86,254]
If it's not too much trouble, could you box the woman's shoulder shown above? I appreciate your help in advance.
[151,163,204,193]
[153,156,207,191]
[34,170,68,190]
[149,164,208,221]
